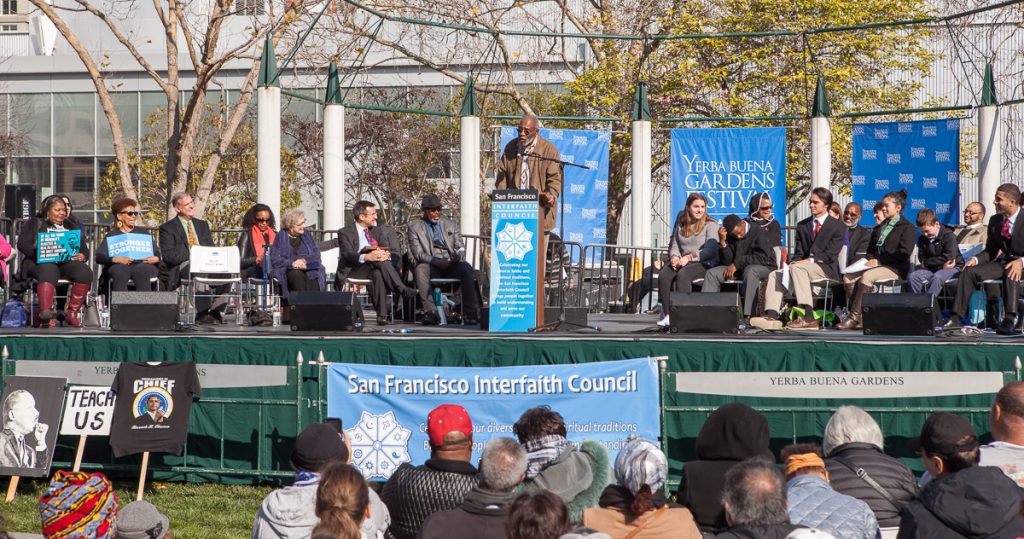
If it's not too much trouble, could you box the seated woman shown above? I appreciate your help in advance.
[236,203,277,281]
[657,193,718,325]
[837,189,916,330]
[17,195,93,327]
[95,197,160,293]
[271,209,325,304]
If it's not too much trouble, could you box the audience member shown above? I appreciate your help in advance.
[676,402,772,534]
[237,204,277,281]
[312,462,371,539]
[897,412,1024,538]
[908,208,962,302]
[715,459,805,539]
[702,214,777,320]
[821,406,917,527]
[418,437,526,539]
[781,444,880,539]
[17,195,93,328]
[838,189,915,331]
[39,470,118,539]
[981,380,1024,486]
[407,194,481,325]
[96,197,160,293]
[583,436,701,538]
[657,193,719,326]
[158,192,225,323]
[514,406,609,522]
[946,183,1024,334]
[505,490,571,539]
[954,201,987,244]
[252,423,388,539]
[842,203,870,268]
[828,202,842,221]
[381,404,478,539]
[333,200,417,326]
[747,191,783,248]
[116,500,171,539]
[751,188,844,330]
[271,209,325,303]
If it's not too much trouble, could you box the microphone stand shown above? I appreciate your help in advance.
[521,150,600,333]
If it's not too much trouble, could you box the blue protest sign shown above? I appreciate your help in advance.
[500,127,610,262]
[670,127,787,229]
[36,230,81,264]
[327,357,661,480]
[106,233,154,260]
[489,190,539,332]
[852,119,960,227]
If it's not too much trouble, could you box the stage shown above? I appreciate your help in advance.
[0,314,1016,485]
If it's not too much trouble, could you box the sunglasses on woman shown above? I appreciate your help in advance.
[255,218,271,223]
[118,211,139,216]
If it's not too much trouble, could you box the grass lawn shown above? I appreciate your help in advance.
[0,479,274,538]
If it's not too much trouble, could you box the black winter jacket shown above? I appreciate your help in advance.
[713,523,805,539]
[416,486,514,539]
[824,442,918,527]
[380,458,479,539]
[897,465,1024,539]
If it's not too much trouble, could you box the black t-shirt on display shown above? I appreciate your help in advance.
[109,362,201,458]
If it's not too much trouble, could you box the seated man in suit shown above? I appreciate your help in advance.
[701,214,777,320]
[407,194,481,325]
[750,187,845,331]
[843,202,871,267]
[158,192,226,324]
[335,200,417,326]
[946,184,1024,334]
[955,201,988,245]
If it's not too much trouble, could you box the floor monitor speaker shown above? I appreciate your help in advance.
[110,291,179,331]
[669,292,741,334]
[289,291,363,331]
[862,293,934,336]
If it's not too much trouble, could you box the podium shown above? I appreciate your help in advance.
[489,190,543,332]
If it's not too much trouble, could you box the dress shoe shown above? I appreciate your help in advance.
[376,316,389,326]
[786,317,820,330]
[463,314,480,326]
[749,316,783,330]
[421,311,441,326]
[195,311,219,325]
[399,286,419,300]
[996,316,1018,335]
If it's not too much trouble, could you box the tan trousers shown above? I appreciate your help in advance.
[764,262,830,312]
[843,266,899,287]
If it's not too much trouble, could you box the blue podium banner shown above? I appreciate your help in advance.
[327,357,661,480]
[489,190,540,332]
[36,230,81,264]
[852,119,960,227]
[106,233,154,260]
[670,127,787,228]
[500,127,610,262]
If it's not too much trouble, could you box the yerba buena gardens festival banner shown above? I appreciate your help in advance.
[670,127,787,229]
[852,118,960,227]
[327,358,660,480]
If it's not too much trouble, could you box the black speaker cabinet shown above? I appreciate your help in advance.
[4,184,35,220]
[289,291,363,332]
[669,292,741,334]
[862,293,935,336]
[110,291,179,331]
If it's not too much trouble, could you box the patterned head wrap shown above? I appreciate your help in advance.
[614,436,668,495]
[40,470,118,539]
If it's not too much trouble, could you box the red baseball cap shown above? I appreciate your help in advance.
[427,404,473,447]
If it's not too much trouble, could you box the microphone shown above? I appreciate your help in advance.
[262,232,270,244]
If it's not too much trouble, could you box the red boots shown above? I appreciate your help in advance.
[34,282,56,328]
[63,283,90,328]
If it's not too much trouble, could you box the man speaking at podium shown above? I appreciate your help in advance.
[495,114,564,324]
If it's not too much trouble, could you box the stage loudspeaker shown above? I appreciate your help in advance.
[478,307,588,331]
[862,293,935,336]
[110,291,179,331]
[669,292,740,334]
[289,291,363,331]
[4,184,35,220]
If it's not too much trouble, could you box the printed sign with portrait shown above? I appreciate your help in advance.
[0,375,67,477]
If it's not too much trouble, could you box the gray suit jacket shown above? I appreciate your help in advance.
[407,217,465,267]
[953,223,987,245]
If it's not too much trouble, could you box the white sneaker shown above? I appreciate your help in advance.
[657,315,671,327]
[749,316,783,330]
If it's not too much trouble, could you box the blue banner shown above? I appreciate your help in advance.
[106,233,154,260]
[489,190,540,332]
[852,119,960,227]
[36,230,81,264]
[500,127,610,262]
[327,357,661,480]
[670,127,787,230]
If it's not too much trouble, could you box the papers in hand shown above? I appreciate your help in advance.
[843,258,870,274]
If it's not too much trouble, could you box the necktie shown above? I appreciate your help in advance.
[19,438,29,467]
[187,221,197,247]
[519,156,530,189]
[364,228,378,247]
[813,219,821,239]
[1003,219,1012,240]
[432,223,445,248]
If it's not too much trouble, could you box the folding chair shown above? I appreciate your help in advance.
[183,246,243,325]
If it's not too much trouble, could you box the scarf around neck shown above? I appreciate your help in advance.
[252,226,276,264]
[876,216,898,247]
[524,434,571,479]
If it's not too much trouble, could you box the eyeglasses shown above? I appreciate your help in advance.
[255,218,271,223]
[424,207,442,212]
[964,210,978,215]
[118,211,139,216]
[517,127,536,133]
[758,205,773,211]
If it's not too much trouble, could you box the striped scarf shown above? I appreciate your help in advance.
[524,434,571,479]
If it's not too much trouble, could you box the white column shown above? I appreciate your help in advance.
[323,103,345,231]
[810,116,831,191]
[257,86,282,222]
[978,104,1001,218]
[630,119,652,247]
[459,115,481,237]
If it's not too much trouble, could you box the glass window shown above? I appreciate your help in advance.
[54,157,95,212]
[53,93,94,155]
[97,93,139,155]
[10,158,51,197]
[10,94,50,156]
[0,1,16,16]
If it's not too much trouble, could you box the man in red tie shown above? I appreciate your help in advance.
[947,183,1024,334]
[333,200,417,325]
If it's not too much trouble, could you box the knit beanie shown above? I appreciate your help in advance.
[39,470,118,539]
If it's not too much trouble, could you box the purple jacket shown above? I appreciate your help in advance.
[270,230,325,299]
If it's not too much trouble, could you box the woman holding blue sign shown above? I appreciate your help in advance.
[95,197,160,293]
[16,195,93,327]
[658,193,719,325]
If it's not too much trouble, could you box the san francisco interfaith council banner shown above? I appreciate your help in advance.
[327,358,660,480]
